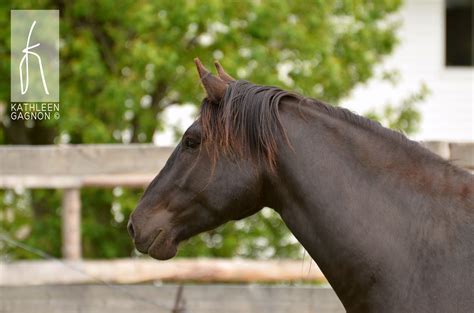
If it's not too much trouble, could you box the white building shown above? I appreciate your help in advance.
[156,0,473,146]
[342,0,473,142]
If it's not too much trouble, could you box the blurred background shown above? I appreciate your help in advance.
[0,1,472,312]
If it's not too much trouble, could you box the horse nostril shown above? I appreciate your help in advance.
[127,219,135,239]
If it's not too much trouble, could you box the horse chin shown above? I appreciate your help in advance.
[147,231,178,260]
[148,244,177,260]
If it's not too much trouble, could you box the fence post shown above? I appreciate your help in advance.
[62,188,81,260]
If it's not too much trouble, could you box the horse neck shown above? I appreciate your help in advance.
[264,100,473,312]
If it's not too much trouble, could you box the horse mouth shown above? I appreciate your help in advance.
[147,229,178,260]
[147,230,163,252]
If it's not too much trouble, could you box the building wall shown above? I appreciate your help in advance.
[341,0,473,141]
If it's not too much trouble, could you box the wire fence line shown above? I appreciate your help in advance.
[0,233,186,313]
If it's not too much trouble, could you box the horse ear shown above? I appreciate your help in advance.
[214,61,235,83]
[194,58,227,103]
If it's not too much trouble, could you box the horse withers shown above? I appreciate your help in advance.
[128,59,474,313]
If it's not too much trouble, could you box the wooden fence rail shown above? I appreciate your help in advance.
[0,142,473,259]
[0,258,325,286]
[0,284,345,313]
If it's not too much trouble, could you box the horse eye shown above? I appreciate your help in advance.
[184,137,200,149]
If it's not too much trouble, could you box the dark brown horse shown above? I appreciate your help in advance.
[128,59,474,313]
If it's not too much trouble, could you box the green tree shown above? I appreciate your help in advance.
[1,0,422,260]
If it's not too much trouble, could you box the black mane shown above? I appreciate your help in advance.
[199,80,461,174]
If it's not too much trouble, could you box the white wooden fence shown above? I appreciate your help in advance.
[0,258,325,286]
[0,142,473,260]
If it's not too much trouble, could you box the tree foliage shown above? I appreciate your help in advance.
[0,0,423,260]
